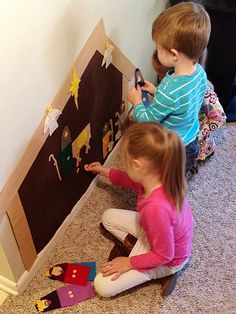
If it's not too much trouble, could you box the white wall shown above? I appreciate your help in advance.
[0,0,167,191]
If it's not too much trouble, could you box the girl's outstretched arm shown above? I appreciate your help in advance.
[84,162,110,178]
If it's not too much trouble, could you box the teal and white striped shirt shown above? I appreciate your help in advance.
[133,64,207,145]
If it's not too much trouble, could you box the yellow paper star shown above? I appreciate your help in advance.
[45,104,53,114]
[105,39,110,49]
[69,68,80,109]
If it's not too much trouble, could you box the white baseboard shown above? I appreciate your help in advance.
[0,289,9,306]
[15,141,120,295]
[0,276,18,296]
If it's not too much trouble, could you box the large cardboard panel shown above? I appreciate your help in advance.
[7,194,37,270]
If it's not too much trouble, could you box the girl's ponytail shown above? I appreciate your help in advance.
[159,130,186,212]
[122,122,187,212]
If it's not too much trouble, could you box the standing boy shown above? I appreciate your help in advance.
[128,2,211,177]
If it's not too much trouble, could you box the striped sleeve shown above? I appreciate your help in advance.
[133,88,175,123]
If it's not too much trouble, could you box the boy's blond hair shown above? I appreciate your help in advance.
[122,122,187,212]
[152,2,211,62]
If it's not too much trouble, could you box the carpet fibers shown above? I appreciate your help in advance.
[0,123,235,314]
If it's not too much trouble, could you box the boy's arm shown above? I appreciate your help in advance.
[142,80,156,95]
[133,87,175,123]
[127,86,142,106]
[127,82,156,106]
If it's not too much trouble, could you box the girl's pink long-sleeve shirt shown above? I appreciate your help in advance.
[109,169,194,272]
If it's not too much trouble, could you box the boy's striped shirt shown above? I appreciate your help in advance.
[134,64,207,145]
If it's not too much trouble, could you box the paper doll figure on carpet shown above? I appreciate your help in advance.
[35,282,95,312]
[45,263,90,285]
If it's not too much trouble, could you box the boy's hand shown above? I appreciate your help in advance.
[84,162,110,177]
[142,80,156,95]
[127,86,142,107]
[101,257,132,280]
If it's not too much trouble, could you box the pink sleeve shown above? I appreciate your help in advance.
[130,205,174,271]
[109,169,141,192]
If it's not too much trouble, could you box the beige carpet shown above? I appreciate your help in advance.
[1,123,236,314]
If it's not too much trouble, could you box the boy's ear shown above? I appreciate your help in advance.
[170,48,179,61]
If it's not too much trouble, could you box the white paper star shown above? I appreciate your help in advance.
[101,44,114,69]
[44,108,62,136]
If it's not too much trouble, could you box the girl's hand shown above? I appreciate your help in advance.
[84,162,110,177]
[101,257,132,280]
[142,80,156,95]
[127,86,142,107]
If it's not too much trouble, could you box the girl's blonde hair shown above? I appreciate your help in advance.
[122,122,186,212]
[152,2,211,62]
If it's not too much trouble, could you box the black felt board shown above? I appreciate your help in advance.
[18,51,122,252]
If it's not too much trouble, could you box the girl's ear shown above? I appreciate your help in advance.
[170,48,179,61]
[133,158,144,170]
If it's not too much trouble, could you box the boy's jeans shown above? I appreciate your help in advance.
[185,137,199,178]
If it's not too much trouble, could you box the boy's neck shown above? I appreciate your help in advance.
[173,62,197,76]
[172,53,197,76]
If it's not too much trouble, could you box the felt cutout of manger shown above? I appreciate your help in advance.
[0,19,134,271]
[49,123,91,180]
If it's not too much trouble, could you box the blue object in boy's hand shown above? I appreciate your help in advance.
[141,90,150,107]
[135,68,150,107]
